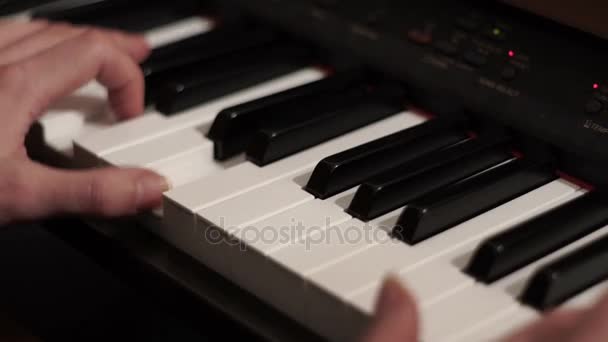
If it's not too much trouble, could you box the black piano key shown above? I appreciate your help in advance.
[153,43,316,115]
[207,70,368,161]
[521,230,608,310]
[304,117,471,199]
[143,27,280,105]
[393,159,556,244]
[33,0,201,32]
[466,192,608,284]
[347,134,511,221]
[246,82,407,166]
[142,26,279,79]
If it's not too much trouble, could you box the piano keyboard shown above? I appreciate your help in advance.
[15,0,216,154]
[10,1,608,341]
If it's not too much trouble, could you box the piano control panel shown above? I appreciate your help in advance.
[225,0,608,186]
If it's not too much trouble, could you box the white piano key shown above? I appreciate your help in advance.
[39,81,110,153]
[351,261,474,315]
[361,187,588,316]
[422,285,519,342]
[306,229,406,296]
[445,305,538,342]
[416,224,577,341]
[38,110,87,152]
[144,16,214,48]
[244,197,353,254]
[197,177,314,231]
[423,221,605,342]
[151,149,245,189]
[308,179,582,303]
[270,218,387,278]
[100,127,231,187]
[165,113,424,211]
[408,220,606,341]
[172,178,315,280]
[74,68,327,159]
[354,204,580,313]
[73,112,166,165]
[101,128,209,167]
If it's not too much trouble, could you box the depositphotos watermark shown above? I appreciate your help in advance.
[202,216,405,251]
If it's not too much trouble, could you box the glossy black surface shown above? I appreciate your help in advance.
[304,117,470,199]
[33,0,202,32]
[521,232,608,310]
[393,159,556,244]
[143,25,280,102]
[347,134,510,221]
[154,43,316,114]
[207,70,369,160]
[246,82,407,166]
[466,192,608,284]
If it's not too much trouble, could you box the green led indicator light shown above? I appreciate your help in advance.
[493,28,502,36]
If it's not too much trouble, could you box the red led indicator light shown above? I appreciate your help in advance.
[594,83,600,89]
[508,50,515,57]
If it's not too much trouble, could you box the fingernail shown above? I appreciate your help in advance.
[136,174,171,208]
[376,274,414,319]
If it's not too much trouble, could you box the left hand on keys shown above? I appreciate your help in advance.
[0,19,169,225]
[362,276,608,342]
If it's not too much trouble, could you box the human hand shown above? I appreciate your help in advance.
[362,276,608,342]
[0,19,169,225]
[360,276,419,342]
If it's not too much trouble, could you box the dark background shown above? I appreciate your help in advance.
[0,222,260,342]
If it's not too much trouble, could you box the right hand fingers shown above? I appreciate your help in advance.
[361,276,419,342]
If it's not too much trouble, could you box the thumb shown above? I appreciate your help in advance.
[361,275,419,342]
[0,160,170,223]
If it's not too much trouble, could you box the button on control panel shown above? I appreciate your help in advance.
[407,9,527,88]
[463,50,487,66]
[433,40,459,56]
[585,84,608,115]
[586,99,603,115]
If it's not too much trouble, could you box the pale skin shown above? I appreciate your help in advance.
[2,20,607,341]
[0,19,169,225]
[363,276,608,342]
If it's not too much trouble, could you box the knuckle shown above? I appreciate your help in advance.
[81,29,113,58]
